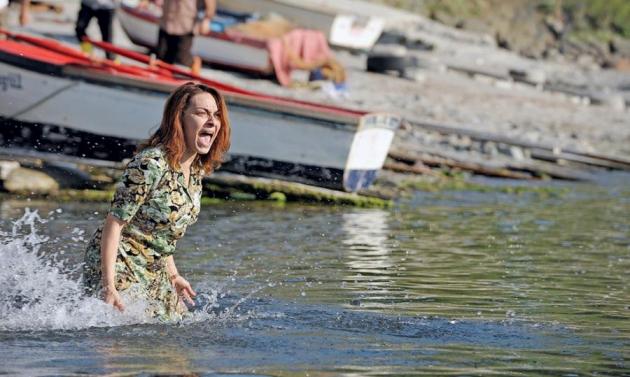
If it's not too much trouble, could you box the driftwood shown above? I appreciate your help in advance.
[388,149,533,180]
[447,64,510,81]
[383,161,437,176]
[507,161,593,181]
[389,146,595,181]
[406,119,630,171]
[529,148,630,170]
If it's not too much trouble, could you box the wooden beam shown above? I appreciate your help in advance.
[388,149,533,180]
[406,119,630,170]
[507,161,593,181]
[383,161,437,176]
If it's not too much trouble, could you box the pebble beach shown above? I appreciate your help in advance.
[7,0,630,161]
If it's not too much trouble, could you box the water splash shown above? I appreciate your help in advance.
[0,210,168,331]
[0,210,267,332]
[184,278,264,324]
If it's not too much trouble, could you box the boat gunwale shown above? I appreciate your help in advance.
[220,0,345,20]
[0,39,365,125]
[118,4,270,51]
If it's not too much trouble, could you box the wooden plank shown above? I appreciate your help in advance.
[529,148,630,170]
[388,149,533,180]
[383,161,437,176]
[446,64,510,81]
[507,161,594,181]
[390,147,594,181]
[407,119,630,170]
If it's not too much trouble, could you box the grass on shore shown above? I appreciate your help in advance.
[400,176,569,198]
[369,0,630,41]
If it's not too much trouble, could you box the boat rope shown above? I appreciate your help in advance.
[10,82,80,119]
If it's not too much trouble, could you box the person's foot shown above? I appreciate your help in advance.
[80,41,92,55]
[191,56,202,75]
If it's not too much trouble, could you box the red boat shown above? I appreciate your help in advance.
[0,31,400,192]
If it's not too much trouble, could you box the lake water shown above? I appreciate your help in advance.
[1,174,629,376]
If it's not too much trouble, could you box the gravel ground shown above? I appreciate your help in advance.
[7,0,630,159]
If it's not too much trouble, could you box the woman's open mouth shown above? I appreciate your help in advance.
[198,128,215,149]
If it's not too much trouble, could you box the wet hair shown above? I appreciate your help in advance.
[140,82,231,174]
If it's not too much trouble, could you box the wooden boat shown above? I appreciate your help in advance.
[0,31,400,192]
[117,1,274,74]
[217,0,384,51]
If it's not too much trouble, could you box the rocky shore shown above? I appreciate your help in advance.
[368,0,630,66]
[2,0,629,204]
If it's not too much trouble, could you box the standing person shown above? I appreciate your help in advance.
[75,0,116,59]
[18,0,28,26]
[83,82,231,321]
[5,0,32,28]
[0,0,8,30]
[157,0,215,74]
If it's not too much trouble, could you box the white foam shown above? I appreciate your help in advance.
[0,209,255,331]
[0,210,157,331]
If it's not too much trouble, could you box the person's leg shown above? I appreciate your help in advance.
[174,33,194,67]
[0,7,7,32]
[95,8,114,59]
[156,29,169,62]
[157,29,178,64]
[75,3,94,42]
[190,56,201,75]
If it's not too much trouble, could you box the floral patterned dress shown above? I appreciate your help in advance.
[83,147,202,321]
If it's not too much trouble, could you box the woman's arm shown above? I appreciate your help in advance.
[100,213,126,311]
[166,255,196,305]
[99,151,163,311]
[165,255,179,280]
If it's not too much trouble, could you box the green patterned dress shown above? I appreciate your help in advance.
[83,147,203,320]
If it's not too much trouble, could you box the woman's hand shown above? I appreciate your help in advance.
[103,286,125,312]
[171,275,196,306]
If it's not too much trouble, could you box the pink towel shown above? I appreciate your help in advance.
[267,29,332,87]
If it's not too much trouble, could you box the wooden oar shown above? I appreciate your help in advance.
[0,28,173,79]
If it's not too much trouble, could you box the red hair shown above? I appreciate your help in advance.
[140,82,231,174]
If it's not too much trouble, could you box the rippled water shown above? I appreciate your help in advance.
[1,174,629,376]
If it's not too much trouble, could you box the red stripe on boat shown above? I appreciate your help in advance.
[0,30,367,117]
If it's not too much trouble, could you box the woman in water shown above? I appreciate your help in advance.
[83,82,231,320]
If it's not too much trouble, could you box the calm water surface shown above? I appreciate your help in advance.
[0,174,629,376]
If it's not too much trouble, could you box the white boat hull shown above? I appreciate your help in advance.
[0,60,399,191]
[117,5,273,73]
[217,0,384,50]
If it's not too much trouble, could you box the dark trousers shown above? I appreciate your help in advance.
[75,4,115,59]
[156,28,194,66]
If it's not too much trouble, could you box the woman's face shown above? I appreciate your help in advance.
[181,92,221,156]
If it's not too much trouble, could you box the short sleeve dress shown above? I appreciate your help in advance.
[83,146,203,321]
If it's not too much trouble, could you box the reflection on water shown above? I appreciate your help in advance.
[342,209,392,271]
[0,177,629,375]
[96,339,198,376]
[342,210,400,309]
